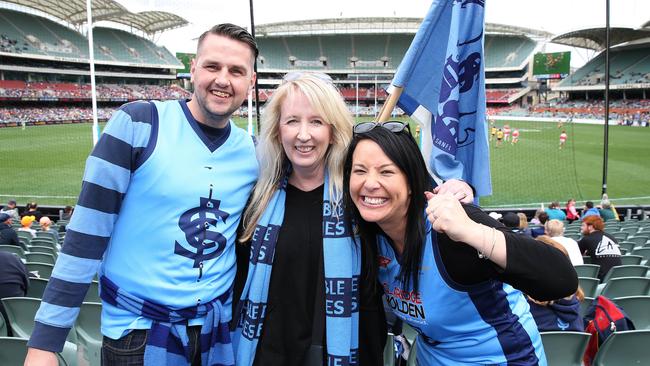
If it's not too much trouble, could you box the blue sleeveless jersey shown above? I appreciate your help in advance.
[100,100,258,338]
[377,221,546,365]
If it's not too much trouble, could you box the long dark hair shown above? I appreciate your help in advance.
[343,127,433,291]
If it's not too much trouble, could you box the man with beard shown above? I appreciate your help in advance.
[26,24,259,366]
[578,216,622,281]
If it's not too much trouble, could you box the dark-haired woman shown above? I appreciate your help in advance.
[343,122,578,365]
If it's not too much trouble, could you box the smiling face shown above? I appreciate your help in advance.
[349,139,410,233]
[188,34,256,128]
[278,89,333,180]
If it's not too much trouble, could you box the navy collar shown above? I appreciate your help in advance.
[179,100,232,153]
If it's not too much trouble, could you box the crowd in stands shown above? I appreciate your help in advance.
[486,88,524,103]
[0,33,22,53]
[490,99,650,124]
[0,106,114,124]
[0,81,190,101]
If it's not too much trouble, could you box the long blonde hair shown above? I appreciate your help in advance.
[239,74,353,243]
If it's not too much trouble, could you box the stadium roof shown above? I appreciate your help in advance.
[552,27,650,50]
[1,0,188,34]
[256,17,553,39]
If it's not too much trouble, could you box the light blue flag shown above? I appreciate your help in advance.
[392,0,492,197]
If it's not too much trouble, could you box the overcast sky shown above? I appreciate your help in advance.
[116,0,650,66]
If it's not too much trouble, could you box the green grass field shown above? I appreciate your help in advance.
[1,118,649,208]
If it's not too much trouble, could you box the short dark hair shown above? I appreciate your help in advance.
[343,127,433,292]
[586,201,594,209]
[538,211,549,224]
[197,23,258,59]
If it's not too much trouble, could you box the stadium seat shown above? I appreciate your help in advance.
[0,244,25,259]
[612,232,629,242]
[582,255,592,265]
[35,231,58,242]
[592,330,650,366]
[612,296,650,330]
[25,262,54,279]
[383,333,395,366]
[574,264,600,278]
[628,236,649,247]
[631,247,650,264]
[619,255,643,266]
[0,312,7,337]
[28,245,57,258]
[83,281,101,303]
[601,265,649,283]
[17,231,33,242]
[578,277,599,298]
[0,337,29,365]
[579,297,594,319]
[618,241,637,253]
[18,238,30,251]
[540,331,591,366]
[599,277,650,299]
[26,278,49,299]
[620,227,639,235]
[29,237,57,248]
[1,297,78,365]
[25,252,56,265]
[75,302,102,366]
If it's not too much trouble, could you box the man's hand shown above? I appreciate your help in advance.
[433,179,474,204]
[24,348,58,366]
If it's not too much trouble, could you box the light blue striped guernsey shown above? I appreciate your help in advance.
[377,218,546,365]
[29,99,259,361]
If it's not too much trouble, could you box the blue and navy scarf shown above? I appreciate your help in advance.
[234,173,360,365]
[100,276,234,365]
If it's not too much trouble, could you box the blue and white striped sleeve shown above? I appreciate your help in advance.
[28,101,156,352]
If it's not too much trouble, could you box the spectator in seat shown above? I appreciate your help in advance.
[527,236,584,332]
[0,250,29,337]
[61,205,74,221]
[545,219,583,265]
[0,213,20,246]
[18,215,37,238]
[545,201,566,221]
[39,216,59,245]
[21,202,43,221]
[566,198,580,223]
[0,199,20,221]
[530,212,549,238]
[598,195,617,222]
[582,201,600,218]
[579,216,622,282]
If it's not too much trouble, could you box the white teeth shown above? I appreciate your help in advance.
[363,196,387,205]
[211,90,229,98]
[296,146,314,152]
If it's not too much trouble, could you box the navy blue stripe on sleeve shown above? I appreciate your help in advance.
[77,181,125,215]
[91,133,133,171]
[120,101,153,125]
[28,321,72,352]
[42,277,90,307]
[61,229,109,260]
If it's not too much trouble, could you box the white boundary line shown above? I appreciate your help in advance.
[0,194,78,199]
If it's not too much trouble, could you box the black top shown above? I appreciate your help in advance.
[234,184,385,366]
[435,205,578,301]
[0,251,29,336]
[0,222,20,246]
[578,231,622,282]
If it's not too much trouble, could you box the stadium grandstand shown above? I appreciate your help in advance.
[0,0,188,127]
[244,18,549,112]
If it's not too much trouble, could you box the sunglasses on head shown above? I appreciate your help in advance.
[353,121,411,135]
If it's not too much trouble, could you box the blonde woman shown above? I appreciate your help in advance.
[232,72,475,366]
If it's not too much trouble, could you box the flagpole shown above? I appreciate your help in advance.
[86,0,99,146]
[377,86,402,122]
[249,0,261,132]
[601,0,610,195]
